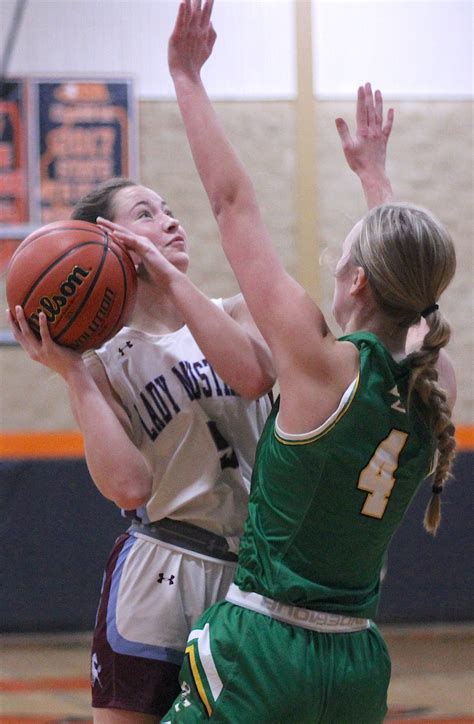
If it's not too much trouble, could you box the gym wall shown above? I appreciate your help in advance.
[1,98,472,631]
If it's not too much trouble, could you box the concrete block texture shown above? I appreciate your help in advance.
[1,99,471,428]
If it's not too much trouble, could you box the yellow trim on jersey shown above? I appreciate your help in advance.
[274,373,360,446]
[185,643,213,717]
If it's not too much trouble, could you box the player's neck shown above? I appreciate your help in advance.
[346,313,408,361]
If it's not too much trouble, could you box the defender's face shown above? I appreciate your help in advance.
[331,221,361,330]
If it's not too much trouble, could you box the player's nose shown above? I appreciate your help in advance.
[162,214,179,232]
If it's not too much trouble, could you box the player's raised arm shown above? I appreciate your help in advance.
[336,83,394,208]
[168,0,331,379]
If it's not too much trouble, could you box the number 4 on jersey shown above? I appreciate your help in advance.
[207,421,239,470]
[357,429,408,519]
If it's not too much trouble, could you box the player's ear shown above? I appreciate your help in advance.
[350,266,368,296]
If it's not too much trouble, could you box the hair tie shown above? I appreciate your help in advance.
[432,484,443,495]
[421,303,439,318]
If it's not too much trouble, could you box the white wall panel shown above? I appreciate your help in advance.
[0,0,296,99]
[1,0,472,98]
[313,0,473,99]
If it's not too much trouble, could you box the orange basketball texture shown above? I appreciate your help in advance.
[6,220,137,352]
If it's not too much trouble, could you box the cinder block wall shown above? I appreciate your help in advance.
[1,100,472,427]
[1,100,472,632]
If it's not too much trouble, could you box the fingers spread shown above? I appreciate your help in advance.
[365,82,375,127]
[374,88,383,126]
[356,85,367,130]
[201,0,214,27]
[335,118,351,146]
[383,107,395,139]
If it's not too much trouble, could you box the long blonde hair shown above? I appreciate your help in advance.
[352,203,457,534]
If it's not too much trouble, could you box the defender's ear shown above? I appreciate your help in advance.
[350,266,369,296]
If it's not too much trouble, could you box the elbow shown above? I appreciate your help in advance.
[114,474,151,509]
[113,489,150,511]
[235,370,276,401]
[113,484,151,510]
[211,186,258,222]
[211,192,236,221]
[250,378,275,401]
[237,352,276,400]
[95,472,152,510]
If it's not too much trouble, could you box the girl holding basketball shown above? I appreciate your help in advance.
[10,3,456,722]
[151,2,454,721]
[13,137,396,724]
[11,17,402,724]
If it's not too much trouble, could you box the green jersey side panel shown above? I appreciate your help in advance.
[235,332,435,618]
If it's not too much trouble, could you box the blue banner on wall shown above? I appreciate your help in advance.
[0,79,28,225]
[30,79,136,224]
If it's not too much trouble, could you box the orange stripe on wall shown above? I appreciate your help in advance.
[0,426,473,459]
[0,676,90,692]
[0,431,84,458]
[454,425,474,451]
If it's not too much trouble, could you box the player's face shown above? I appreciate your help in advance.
[112,185,189,273]
[331,221,361,330]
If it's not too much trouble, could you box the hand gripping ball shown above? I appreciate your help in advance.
[6,220,137,352]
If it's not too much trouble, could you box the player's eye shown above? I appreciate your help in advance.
[138,209,152,219]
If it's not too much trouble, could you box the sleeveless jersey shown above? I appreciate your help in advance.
[235,331,436,618]
[93,300,271,541]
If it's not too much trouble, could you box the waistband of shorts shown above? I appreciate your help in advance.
[128,518,238,562]
[225,583,371,633]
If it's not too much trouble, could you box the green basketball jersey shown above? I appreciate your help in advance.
[235,331,436,619]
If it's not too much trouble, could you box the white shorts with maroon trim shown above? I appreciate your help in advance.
[91,531,237,715]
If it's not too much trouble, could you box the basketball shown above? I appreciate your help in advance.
[6,220,137,352]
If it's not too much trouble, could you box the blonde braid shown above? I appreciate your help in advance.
[353,204,457,533]
[406,311,456,534]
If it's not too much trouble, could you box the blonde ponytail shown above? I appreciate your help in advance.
[352,204,457,533]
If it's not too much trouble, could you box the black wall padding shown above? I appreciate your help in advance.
[0,453,472,632]
[378,451,473,622]
[0,459,127,632]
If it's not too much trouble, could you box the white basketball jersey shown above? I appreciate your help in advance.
[94,301,271,540]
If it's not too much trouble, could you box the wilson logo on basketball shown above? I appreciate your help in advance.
[28,265,91,329]
[70,287,117,350]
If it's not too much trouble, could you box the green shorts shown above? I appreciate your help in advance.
[161,599,391,723]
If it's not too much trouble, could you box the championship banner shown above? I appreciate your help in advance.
[0,80,28,225]
[31,79,136,224]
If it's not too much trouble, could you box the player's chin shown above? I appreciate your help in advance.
[169,250,190,273]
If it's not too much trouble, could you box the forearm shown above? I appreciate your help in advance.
[167,270,274,398]
[172,73,256,219]
[168,3,309,357]
[65,365,152,508]
[171,72,287,334]
[358,169,393,208]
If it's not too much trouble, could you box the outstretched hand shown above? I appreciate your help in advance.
[168,0,216,81]
[336,83,394,178]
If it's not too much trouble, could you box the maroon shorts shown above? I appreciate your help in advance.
[91,533,181,716]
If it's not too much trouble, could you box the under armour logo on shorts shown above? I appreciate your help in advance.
[91,652,102,687]
[157,573,175,585]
